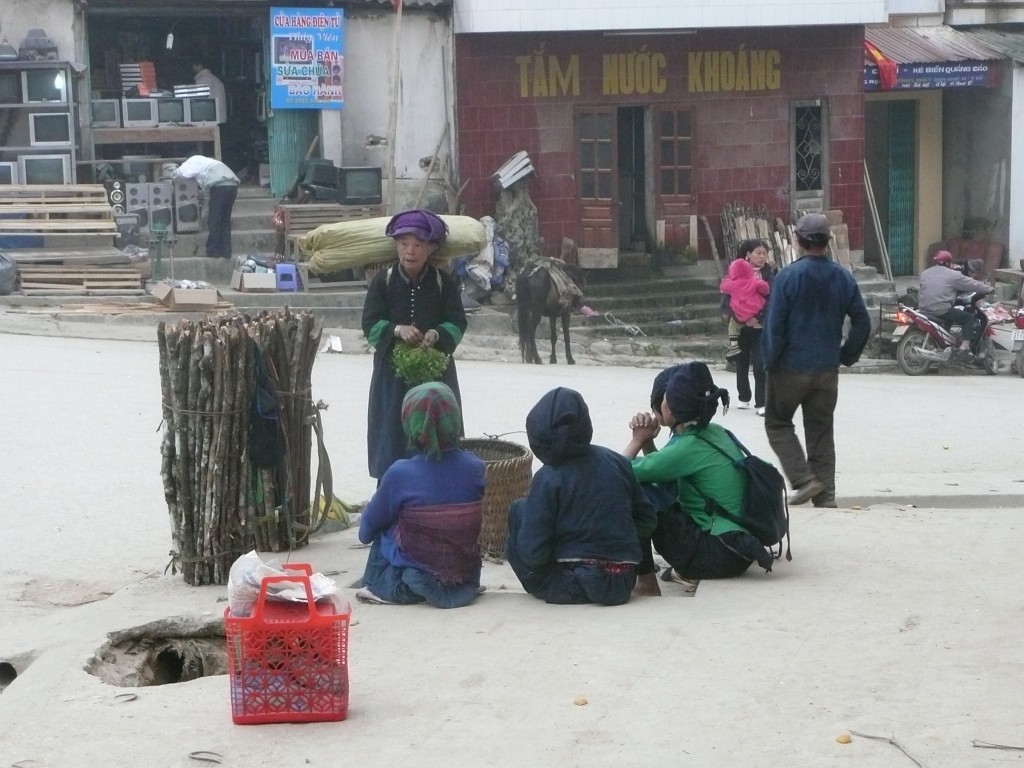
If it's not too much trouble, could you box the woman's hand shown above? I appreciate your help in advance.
[623,411,661,458]
[395,324,424,345]
[420,329,440,349]
[628,411,661,443]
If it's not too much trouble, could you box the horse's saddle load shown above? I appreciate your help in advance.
[300,215,488,274]
[524,258,584,312]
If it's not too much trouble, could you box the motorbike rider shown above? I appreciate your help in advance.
[918,250,992,356]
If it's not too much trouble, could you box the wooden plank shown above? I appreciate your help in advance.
[7,248,126,264]
[1,222,118,232]
[0,204,114,216]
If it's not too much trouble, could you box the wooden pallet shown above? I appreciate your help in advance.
[278,202,384,259]
[0,184,117,238]
[17,265,145,294]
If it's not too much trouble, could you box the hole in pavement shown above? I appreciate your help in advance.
[0,653,37,694]
[86,615,228,687]
[0,662,17,690]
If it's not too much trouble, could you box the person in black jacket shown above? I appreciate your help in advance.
[506,387,657,605]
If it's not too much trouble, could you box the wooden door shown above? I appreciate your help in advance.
[653,106,695,251]
[576,108,618,267]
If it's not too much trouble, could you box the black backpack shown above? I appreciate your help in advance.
[686,429,791,561]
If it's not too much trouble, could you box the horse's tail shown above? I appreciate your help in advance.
[515,270,534,363]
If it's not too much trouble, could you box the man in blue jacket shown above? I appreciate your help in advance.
[761,213,871,508]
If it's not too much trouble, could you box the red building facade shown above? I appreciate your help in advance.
[455,26,865,264]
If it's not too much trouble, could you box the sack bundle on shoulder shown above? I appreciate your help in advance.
[692,429,791,561]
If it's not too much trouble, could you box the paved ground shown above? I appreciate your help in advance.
[1,324,1022,768]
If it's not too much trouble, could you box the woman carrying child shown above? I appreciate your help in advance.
[624,362,774,596]
[720,239,775,415]
[356,382,486,608]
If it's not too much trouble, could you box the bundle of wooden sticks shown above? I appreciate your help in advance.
[157,310,325,585]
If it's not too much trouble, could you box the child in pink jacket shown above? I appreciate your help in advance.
[720,258,770,360]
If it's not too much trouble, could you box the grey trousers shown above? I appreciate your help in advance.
[763,367,839,501]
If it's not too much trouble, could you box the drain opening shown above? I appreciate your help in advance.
[86,616,228,687]
[0,662,17,689]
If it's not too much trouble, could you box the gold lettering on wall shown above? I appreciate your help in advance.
[511,48,782,98]
[602,51,667,95]
[516,54,581,98]
[688,49,781,93]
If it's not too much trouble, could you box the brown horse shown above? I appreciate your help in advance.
[516,259,586,365]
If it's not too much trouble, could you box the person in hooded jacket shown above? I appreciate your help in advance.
[505,387,657,606]
[624,362,775,597]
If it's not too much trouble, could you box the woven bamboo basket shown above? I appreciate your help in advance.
[461,438,533,559]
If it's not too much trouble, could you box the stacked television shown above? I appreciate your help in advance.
[0,63,75,185]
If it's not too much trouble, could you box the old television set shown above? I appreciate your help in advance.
[18,154,72,185]
[157,97,186,124]
[185,96,219,125]
[29,112,73,146]
[0,162,17,185]
[337,166,383,206]
[122,98,158,128]
[22,68,67,104]
[91,99,121,127]
[0,71,20,105]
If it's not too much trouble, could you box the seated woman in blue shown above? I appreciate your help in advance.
[357,382,486,608]
[506,387,656,606]
[624,362,774,597]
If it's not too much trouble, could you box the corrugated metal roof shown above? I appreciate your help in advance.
[865,25,1002,63]
[953,28,1024,64]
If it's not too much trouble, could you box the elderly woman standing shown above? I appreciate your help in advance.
[357,382,486,608]
[362,210,468,480]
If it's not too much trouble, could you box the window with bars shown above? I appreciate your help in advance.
[657,109,692,196]
[793,104,823,193]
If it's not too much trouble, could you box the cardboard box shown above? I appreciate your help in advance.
[152,282,221,310]
[231,270,278,292]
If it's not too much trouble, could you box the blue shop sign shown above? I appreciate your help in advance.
[270,7,345,109]
[865,60,1000,91]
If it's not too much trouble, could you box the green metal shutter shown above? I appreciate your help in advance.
[887,101,916,277]
[267,109,320,198]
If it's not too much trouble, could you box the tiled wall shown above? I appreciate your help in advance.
[455,26,866,258]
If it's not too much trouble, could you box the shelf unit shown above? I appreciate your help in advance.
[0,61,78,184]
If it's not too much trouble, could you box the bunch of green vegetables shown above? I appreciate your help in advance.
[391,343,451,386]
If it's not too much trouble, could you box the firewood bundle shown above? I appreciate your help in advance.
[157,310,326,586]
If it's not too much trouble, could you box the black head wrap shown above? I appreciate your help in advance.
[664,362,730,429]
[650,364,687,411]
[525,387,593,466]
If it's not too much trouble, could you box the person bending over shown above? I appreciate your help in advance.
[624,362,774,597]
[357,382,485,608]
[506,387,656,606]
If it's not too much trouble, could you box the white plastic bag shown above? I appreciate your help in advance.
[227,550,340,617]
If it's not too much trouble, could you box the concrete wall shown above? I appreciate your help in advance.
[942,65,1012,253]
[0,0,80,64]
[454,0,886,33]
[322,11,452,213]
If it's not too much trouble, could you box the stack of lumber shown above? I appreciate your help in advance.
[719,203,852,271]
[17,264,146,296]
[1,184,121,263]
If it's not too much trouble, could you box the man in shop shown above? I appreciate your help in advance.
[760,213,871,509]
[172,155,239,259]
[191,60,226,124]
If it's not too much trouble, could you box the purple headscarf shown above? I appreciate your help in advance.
[385,209,449,244]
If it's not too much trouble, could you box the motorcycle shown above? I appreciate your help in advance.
[891,292,1024,376]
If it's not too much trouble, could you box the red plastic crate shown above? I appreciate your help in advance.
[224,563,350,724]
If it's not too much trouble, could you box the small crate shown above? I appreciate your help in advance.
[224,564,350,725]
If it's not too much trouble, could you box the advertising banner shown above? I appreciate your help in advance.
[270,7,345,109]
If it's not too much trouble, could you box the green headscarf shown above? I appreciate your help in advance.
[401,382,462,459]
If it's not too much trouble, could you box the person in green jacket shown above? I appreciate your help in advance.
[623,362,774,597]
